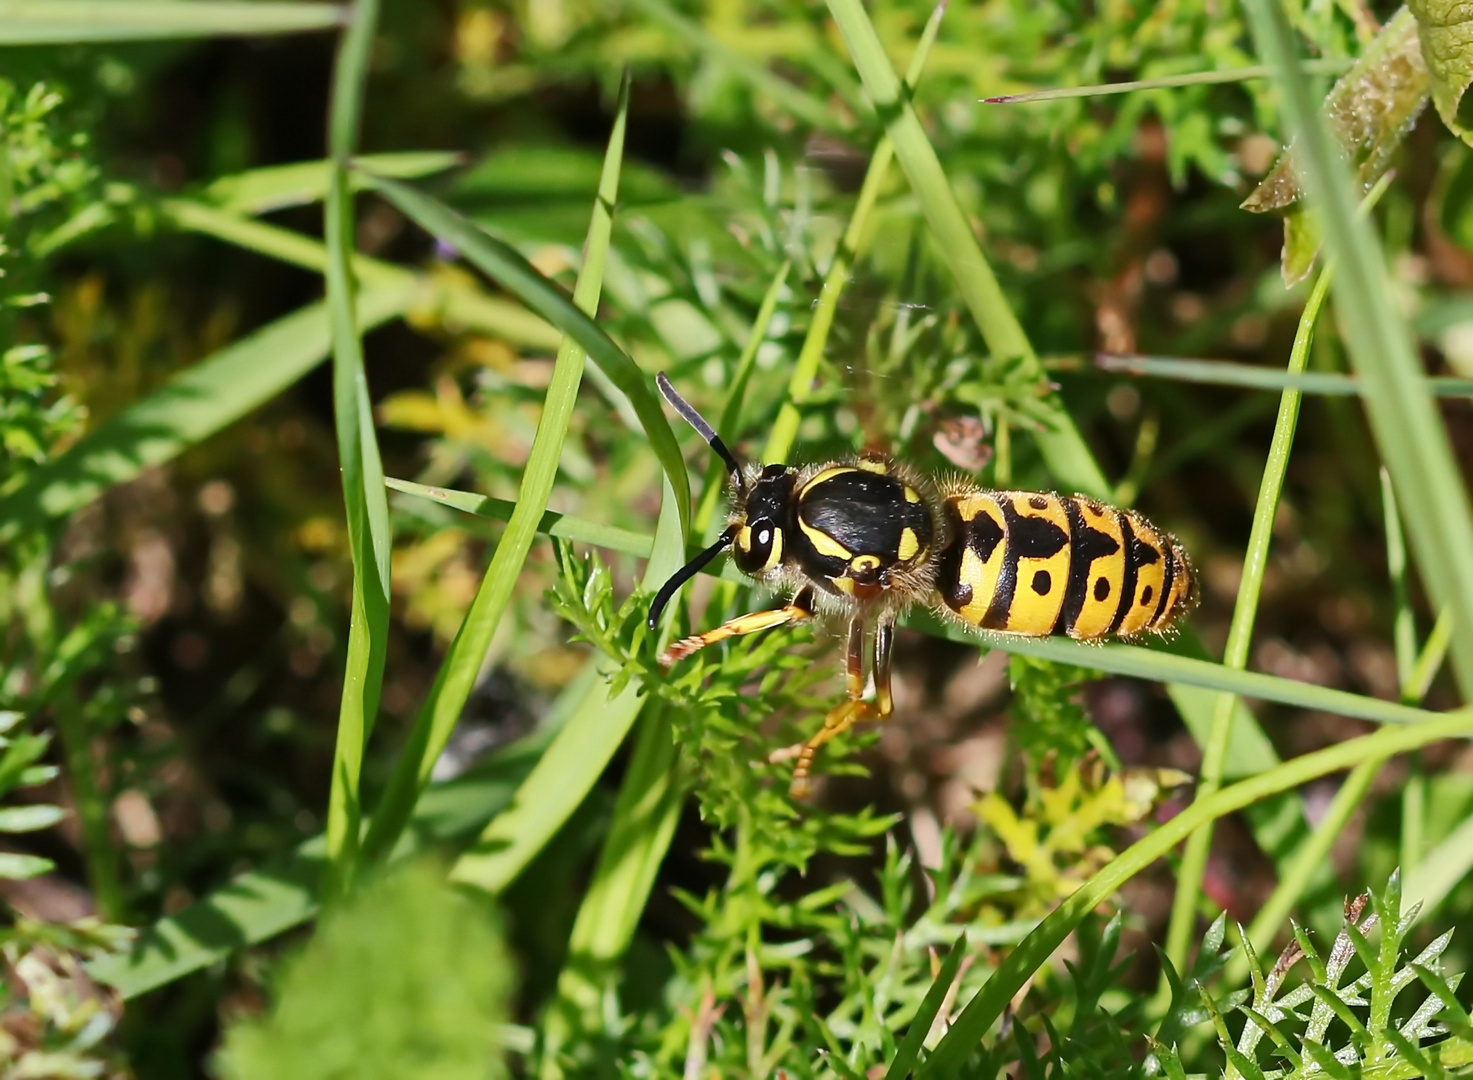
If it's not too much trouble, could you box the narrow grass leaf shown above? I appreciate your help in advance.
[0,1,344,42]
[359,171,691,541]
[764,0,943,465]
[362,79,635,867]
[1242,0,1473,702]
[387,477,655,557]
[917,711,1473,1075]
[163,199,560,349]
[981,59,1350,103]
[885,937,968,1080]
[1095,354,1473,398]
[202,152,462,216]
[1384,469,1420,695]
[1404,811,1473,914]
[0,288,410,542]
[825,0,1108,497]
[320,0,391,905]
[451,476,687,894]
[1164,266,1331,975]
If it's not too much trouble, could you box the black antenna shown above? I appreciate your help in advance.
[647,525,737,629]
[656,372,742,487]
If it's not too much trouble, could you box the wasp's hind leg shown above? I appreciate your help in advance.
[775,613,896,798]
[659,588,815,667]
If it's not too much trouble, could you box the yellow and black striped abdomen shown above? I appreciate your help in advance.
[935,491,1194,639]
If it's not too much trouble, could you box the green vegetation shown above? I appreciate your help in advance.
[3,2,1473,1077]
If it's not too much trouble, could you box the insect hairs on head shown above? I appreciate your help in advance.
[647,373,746,630]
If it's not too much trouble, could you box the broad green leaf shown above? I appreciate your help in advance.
[1242,8,1430,283]
[1409,0,1473,145]
[218,860,510,1080]
[0,287,411,542]
[203,152,462,216]
[357,170,692,543]
[0,1,345,42]
[319,0,389,905]
[361,78,639,868]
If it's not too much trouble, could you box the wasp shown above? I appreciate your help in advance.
[647,374,1197,797]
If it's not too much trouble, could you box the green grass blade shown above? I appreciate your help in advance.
[917,711,1473,1076]
[981,59,1350,104]
[202,152,462,215]
[537,707,684,1073]
[387,477,657,557]
[320,0,390,905]
[1404,811,1473,914]
[163,198,560,349]
[361,79,634,868]
[359,170,691,542]
[1163,267,1332,976]
[1229,755,1383,983]
[86,721,562,998]
[825,0,1108,496]
[1242,0,1473,702]
[1409,610,1455,703]
[0,1,345,41]
[0,288,410,543]
[1384,468,1420,695]
[763,0,943,465]
[451,475,687,894]
[1095,354,1473,398]
[910,611,1446,728]
[885,937,968,1080]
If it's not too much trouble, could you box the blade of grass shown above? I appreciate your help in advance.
[885,938,969,1080]
[1404,810,1473,914]
[1384,468,1420,695]
[825,0,1108,496]
[361,79,635,867]
[320,0,389,905]
[1094,354,1473,398]
[909,610,1447,729]
[0,1,346,41]
[1163,265,1333,979]
[1408,610,1455,704]
[0,287,410,543]
[201,152,462,215]
[358,170,691,542]
[1228,755,1384,984]
[163,198,560,349]
[537,705,685,1077]
[763,0,943,465]
[1242,0,1473,703]
[451,475,687,893]
[916,710,1473,1075]
[980,59,1350,104]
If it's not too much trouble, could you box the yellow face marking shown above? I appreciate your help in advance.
[947,494,1007,625]
[903,486,921,503]
[761,527,784,571]
[737,524,752,553]
[897,527,920,562]
[850,554,882,575]
[798,518,853,560]
[856,458,889,474]
[1068,501,1127,640]
[1000,492,1071,635]
[1117,513,1169,637]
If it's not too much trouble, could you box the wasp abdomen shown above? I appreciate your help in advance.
[937,492,1193,639]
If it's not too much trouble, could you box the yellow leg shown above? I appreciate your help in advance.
[773,615,896,798]
[658,588,814,667]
